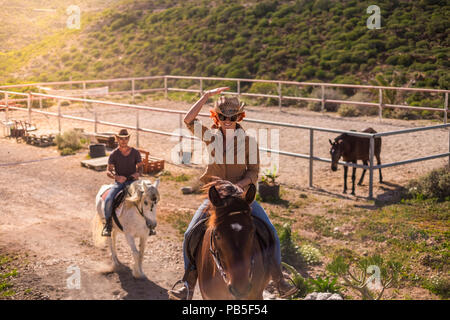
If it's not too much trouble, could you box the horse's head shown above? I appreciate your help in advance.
[206,180,257,299]
[329,137,344,172]
[125,179,160,230]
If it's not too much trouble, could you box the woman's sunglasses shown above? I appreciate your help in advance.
[218,114,239,122]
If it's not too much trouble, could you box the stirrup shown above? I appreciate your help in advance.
[277,275,298,299]
[168,280,190,300]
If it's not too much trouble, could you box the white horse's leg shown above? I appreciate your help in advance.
[110,229,121,270]
[125,234,145,279]
[138,236,147,275]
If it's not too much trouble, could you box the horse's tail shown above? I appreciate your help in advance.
[91,212,107,247]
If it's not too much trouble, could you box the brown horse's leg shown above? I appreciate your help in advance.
[358,160,368,185]
[376,154,383,183]
[351,161,356,195]
[343,165,348,193]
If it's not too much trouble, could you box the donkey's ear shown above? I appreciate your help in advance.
[208,186,223,207]
[245,184,256,204]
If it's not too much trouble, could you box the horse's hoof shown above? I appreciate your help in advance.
[112,263,122,272]
[133,273,146,280]
[351,192,355,196]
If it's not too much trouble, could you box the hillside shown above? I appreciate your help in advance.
[0,0,120,52]
[0,0,448,90]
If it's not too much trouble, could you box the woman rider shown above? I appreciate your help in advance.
[168,87,297,300]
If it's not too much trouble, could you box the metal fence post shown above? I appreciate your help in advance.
[379,88,383,122]
[321,85,325,112]
[27,93,32,123]
[5,93,8,122]
[369,136,375,199]
[278,82,282,110]
[132,79,135,103]
[200,79,203,96]
[57,100,61,135]
[237,80,241,98]
[164,76,168,99]
[309,128,314,187]
[179,113,183,163]
[82,81,87,109]
[94,111,98,134]
[444,92,448,124]
[136,110,139,148]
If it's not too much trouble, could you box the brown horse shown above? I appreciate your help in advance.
[196,180,271,300]
[329,127,383,195]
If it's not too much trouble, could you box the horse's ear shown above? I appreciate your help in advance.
[154,179,160,189]
[245,184,256,204]
[208,186,223,207]
[329,139,333,145]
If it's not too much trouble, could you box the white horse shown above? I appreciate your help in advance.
[92,179,160,279]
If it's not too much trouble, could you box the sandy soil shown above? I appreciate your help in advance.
[0,96,448,300]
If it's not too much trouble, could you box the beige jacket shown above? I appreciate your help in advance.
[186,119,260,189]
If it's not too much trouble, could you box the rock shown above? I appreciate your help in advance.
[304,292,343,300]
[316,292,332,300]
[181,186,193,194]
[328,293,343,300]
[304,292,318,300]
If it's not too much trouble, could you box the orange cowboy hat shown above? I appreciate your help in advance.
[212,96,245,117]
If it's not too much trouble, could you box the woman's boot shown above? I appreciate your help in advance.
[168,268,198,300]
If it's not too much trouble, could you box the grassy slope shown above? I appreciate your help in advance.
[0,0,448,91]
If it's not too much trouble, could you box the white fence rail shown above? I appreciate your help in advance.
[1,76,450,199]
[1,75,448,123]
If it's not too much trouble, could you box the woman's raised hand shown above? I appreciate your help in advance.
[206,87,229,97]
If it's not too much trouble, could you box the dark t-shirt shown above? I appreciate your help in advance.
[108,147,142,178]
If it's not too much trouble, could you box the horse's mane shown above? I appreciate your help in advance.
[202,178,244,198]
[334,133,347,142]
[202,179,249,228]
[125,180,157,203]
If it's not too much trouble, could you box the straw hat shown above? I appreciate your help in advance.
[115,129,130,138]
[213,96,245,117]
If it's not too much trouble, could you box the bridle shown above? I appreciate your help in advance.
[209,211,255,286]
[125,186,157,233]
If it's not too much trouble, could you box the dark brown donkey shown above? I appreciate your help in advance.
[329,128,383,195]
[196,180,271,300]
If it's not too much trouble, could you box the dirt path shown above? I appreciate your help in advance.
[0,138,193,299]
[0,97,448,300]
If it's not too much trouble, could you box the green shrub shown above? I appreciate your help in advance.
[406,167,450,201]
[299,244,322,265]
[423,275,450,299]
[338,92,379,117]
[307,87,345,112]
[307,276,341,294]
[277,224,303,266]
[55,129,84,155]
[338,104,360,117]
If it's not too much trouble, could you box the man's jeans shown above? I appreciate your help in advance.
[182,199,281,271]
[104,181,134,220]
